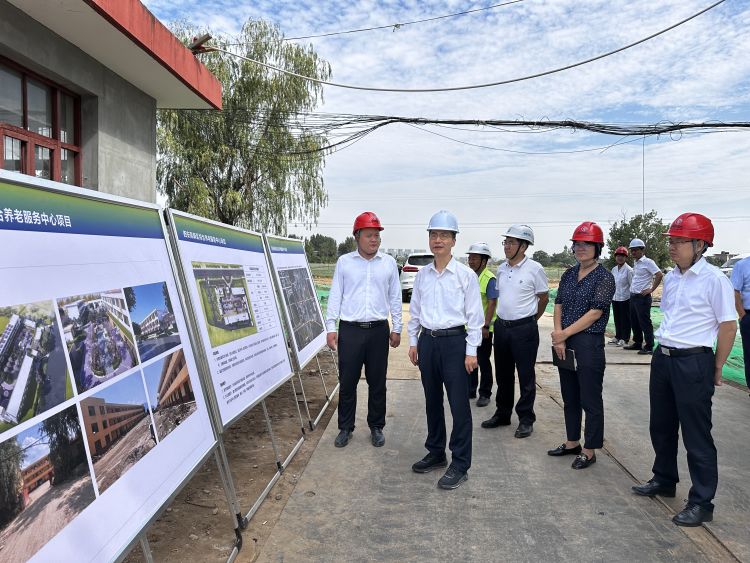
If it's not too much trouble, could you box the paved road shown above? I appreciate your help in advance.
[138,333,181,363]
[39,322,68,412]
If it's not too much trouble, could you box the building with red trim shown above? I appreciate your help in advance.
[0,0,221,202]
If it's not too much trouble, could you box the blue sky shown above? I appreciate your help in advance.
[15,421,51,469]
[128,282,168,324]
[144,0,750,256]
[141,355,167,408]
[90,373,148,408]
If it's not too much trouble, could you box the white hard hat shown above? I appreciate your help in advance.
[466,242,492,258]
[427,210,459,233]
[504,224,534,245]
[629,238,646,249]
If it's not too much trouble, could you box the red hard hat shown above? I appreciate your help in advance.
[614,246,629,256]
[571,221,604,244]
[664,212,714,247]
[352,211,384,234]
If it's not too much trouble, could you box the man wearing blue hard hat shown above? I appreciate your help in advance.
[407,210,484,489]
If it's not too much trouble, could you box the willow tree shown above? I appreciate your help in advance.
[158,20,331,233]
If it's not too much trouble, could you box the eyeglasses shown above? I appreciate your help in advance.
[501,240,519,247]
[572,241,595,249]
[429,231,453,241]
[668,239,692,247]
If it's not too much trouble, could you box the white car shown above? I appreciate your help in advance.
[399,253,434,302]
[720,253,750,277]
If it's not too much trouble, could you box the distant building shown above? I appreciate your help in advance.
[140,308,175,336]
[64,303,81,321]
[100,290,130,327]
[157,350,193,408]
[81,396,147,455]
[0,313,21,361]
[21,454,54,499]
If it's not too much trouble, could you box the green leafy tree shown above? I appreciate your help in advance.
[551,246,576,267]
[42,406,86,484]
[532,250,552,267]
[306,234,337,263]
[158,20,331,233]
[124,287,136,312]
[161,282,173,314]
[606,211,670,268]
[338,236,357,257]
[0,440,24,526]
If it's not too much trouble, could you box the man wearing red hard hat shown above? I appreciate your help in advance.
[632,213,737,527]
[609,246,633,347]
[326,212,402,449]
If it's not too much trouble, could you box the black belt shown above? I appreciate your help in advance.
[657,345,712,357]
[340,319,387,329]
[495,316,535,328]
[421,325,466,337]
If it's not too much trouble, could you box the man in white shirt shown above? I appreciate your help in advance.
[623,237,663,355]
[408,210,484,490]
[481,224,548,439]
[632,213,736,527]
[730,256,750,391]
[610,246,634,346]
[326,212,402,449]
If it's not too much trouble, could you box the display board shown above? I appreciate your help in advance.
[0,174,216,562]
[264,235,327,370]
[166,210,294,428]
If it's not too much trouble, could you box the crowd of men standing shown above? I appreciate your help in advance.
[325,210,741,527]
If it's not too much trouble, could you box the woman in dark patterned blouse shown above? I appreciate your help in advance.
[548,222,616,470]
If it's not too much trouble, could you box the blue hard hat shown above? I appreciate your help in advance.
[427,210,459,233]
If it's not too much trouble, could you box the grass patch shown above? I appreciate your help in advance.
[65,369,74,399]
[0,421,14,433]
[196,279,257,348]
[0,315,9,335]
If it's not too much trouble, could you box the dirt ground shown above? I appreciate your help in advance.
[122,350,338,562]
[94,415,157,493]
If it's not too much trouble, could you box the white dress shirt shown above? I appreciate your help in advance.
[656,258,736,348]
[630,256,660,294]
[407,257,484,355]
[611,263,634,302]
[326,251,402,333]
[495,257,549,321]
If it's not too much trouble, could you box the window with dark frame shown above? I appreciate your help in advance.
[0,57,81,186]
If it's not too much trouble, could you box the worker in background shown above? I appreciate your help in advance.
[610,246,633,347]
[408,210,484,490]
[632,213,736,527]
[482,224,548,439]
[466,242,498,407]
[730,254,750,393]
[623,238,663,355]
[326,212,401,449]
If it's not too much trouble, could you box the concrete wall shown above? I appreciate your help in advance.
[0,0,157,203]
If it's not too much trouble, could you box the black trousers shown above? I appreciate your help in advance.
[740,312,750,388]
[337,321,389,431]
[557,332,605,449]
[629,293,654,350]
[469,334,493,398]
[493,319,539,424]
[418,332,472,473]
[649,347,717,510]
[612,299,631,342]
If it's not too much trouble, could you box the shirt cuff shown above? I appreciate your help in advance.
[465,344,477,356]
[409,335,418,346]
[392,325,402,334]
[325,320,337,333]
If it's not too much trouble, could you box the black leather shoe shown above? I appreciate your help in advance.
[672,504,713,527]
[637,348,653,355]
[469,391,477,399]
[481,414,511,428]
[514,423,533,438]
[571,453,596,469]
[437,466,468,489]
[371,428,385,447]
[631,479,676,498]
[412,453,448,473]
[334,429,351,448]
[476,396,490,407]
[547,443,582,456]
[623,343,642,351]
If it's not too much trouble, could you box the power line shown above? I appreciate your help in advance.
[283,0,524,41]
[203,0,727,93]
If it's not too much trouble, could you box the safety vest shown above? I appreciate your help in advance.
[478,267,498,332]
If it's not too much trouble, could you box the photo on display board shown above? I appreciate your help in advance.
[79,371,156,494]
[191,261,257,348]
[141,349,197,442]
[56,290,139,394]
[277,267,324,351]
[0,404,96,562]
[123,282,181,363]
[0,300,74,436]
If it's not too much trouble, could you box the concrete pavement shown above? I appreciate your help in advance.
[260,308,748,562]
